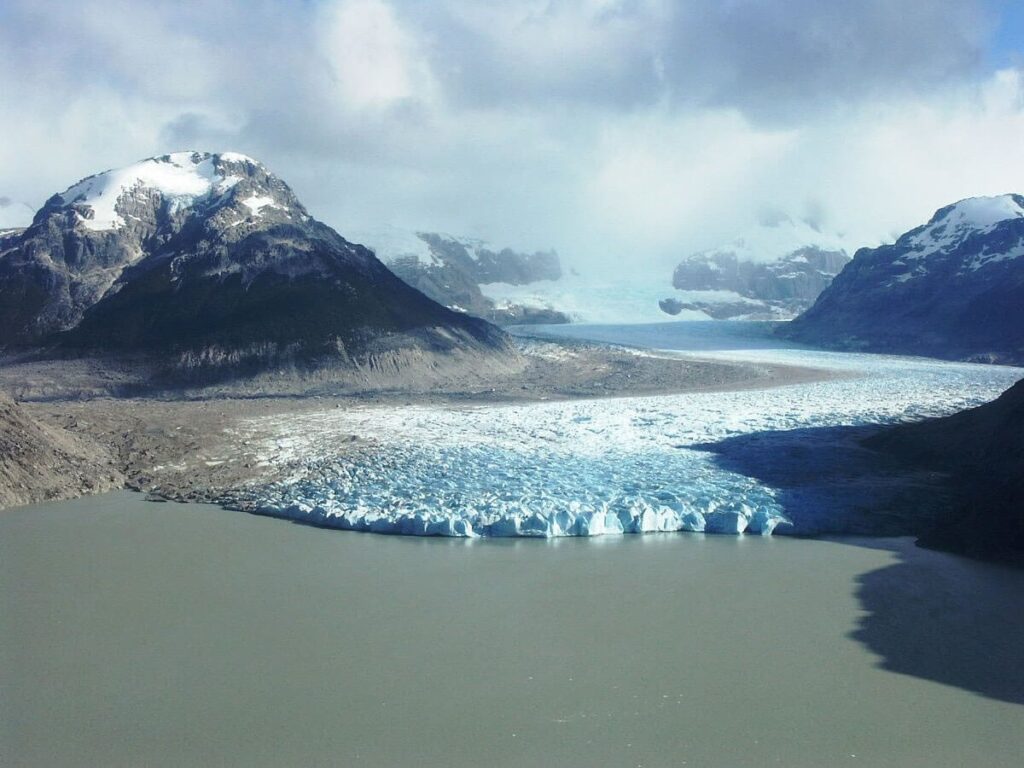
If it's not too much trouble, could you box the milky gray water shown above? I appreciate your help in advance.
[2,492,1022,767]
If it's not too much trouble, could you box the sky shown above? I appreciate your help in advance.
[1,0,1023,275]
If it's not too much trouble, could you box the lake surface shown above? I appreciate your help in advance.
[2,492,1023,767]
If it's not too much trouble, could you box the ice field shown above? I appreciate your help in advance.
[246,323,1023,537]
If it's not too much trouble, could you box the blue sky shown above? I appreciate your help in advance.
[989,0,1024,66]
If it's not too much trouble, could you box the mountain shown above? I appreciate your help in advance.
[661,218,851,320]
[353,226,570,325]
[783,195,1024,363]
[866,377,1024,563]
[0,152,509,378]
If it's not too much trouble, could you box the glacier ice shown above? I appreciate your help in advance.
[243,332,1023,539]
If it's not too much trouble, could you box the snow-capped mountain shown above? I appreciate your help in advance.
[783,194,1024,364]
[351,226,568,324]
[0,152,508,377]
[661,218,851,320]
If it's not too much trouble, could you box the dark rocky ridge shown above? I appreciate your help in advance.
[783,195,1024,364]
[0,152,510,380]
[866,377,1024,564]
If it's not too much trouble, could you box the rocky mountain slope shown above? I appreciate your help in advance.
[0,392,122,509]
[661,218,851,320]
[783,195,1024,363]
[0,152,509,380]
[353,227,569,325]
[866,377,1024,563]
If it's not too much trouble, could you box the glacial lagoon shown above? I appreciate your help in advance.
[2,492,1023,767]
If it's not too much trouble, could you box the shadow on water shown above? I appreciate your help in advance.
[850,543,1024,705]
[695,424,1024,705]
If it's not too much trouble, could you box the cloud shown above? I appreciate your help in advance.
[318,0,436,110]
[0,0,1021,273]
[419,0,992,119]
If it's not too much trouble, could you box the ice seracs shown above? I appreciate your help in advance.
[237,345,1021,539]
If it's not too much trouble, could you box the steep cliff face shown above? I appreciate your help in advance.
[783,195,1024,364]
[0,153,510,377]
[662,219,851,320]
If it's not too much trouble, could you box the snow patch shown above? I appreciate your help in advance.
[218,152,261,165]
[241,194,281,215]
[906,194,1024,257]
[58,151,257,231]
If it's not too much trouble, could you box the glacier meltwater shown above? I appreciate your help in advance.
[246,324,1023,539]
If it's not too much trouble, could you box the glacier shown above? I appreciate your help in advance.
[243,323,1023,539]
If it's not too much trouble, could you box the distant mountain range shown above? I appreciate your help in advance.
[783,195,1024,364]
[351,226,570,325]
[661,218,851,320]
[0,152,509,380]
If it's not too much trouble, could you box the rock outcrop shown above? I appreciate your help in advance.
[866,377,1024,563]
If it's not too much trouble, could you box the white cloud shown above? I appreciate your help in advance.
[0,0,1021,280]
[318,0,436,110]
[583,111,796,265]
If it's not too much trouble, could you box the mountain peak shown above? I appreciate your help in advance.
[54,151,284,232]
[904,193,1024,255]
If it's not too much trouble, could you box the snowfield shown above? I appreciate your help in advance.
[58,151,259,230]
[241,324,1023,539]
